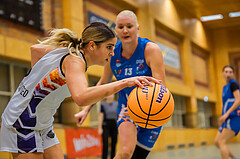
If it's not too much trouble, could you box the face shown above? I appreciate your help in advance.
[116,14,139,43]
[223,67,234,82]
[94,37,117,66]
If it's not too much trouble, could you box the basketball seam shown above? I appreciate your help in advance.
[129,85,173,128]
[150,92,172,116]
[136,87,149,115]
[128,105,172,121]
[145,83,157,128]
[128,104,150,120]
[134,121,158,128]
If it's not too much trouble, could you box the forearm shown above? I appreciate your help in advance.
[226,100,240,116]
[73,79,127,106]
[82,104,94,112]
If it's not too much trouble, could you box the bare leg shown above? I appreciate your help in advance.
[114,122,137,159]
[43,144,64,159]
[215,131,235,158]
[215,128,235,159]
[12,152,43,159]
[12,143,64,159]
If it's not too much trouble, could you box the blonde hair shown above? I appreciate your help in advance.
[116,10,139,26]
[39,28,80,58]
[39,22,116,58]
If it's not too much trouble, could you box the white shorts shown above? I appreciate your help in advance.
[0,122,60,153]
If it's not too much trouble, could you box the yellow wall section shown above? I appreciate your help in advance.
[212,29,230,116]
[54,127,67,154]
[5,37,32,62]
[62,0,84,36]
[0,35,4,56]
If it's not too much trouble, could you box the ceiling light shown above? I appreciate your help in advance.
[200,14,223,22]
[229,11,240,18]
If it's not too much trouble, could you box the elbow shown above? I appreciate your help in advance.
[72,94,89,106]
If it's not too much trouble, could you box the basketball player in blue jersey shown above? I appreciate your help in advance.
[75,10,166,159]
[0,22,160,159]
[214,65,240,159]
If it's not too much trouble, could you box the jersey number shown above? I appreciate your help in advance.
[125,68,132,75]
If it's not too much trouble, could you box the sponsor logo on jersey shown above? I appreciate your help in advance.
[136,59,144,64]
[137,63,144,71]
[116,59,121,67]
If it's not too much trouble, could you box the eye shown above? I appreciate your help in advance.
[127,25,132,29]
[118,26,123,29]
[107,46,113,50]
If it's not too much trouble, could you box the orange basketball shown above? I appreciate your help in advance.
[127,83,174,129]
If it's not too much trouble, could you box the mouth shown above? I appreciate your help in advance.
[123,36,130,39]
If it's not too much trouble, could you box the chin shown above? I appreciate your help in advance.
[122,39,132,43]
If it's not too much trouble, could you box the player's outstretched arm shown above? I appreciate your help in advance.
[63,55,161,107]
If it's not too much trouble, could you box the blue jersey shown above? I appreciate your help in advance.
[110,37,152,114]
[222,79,240,117]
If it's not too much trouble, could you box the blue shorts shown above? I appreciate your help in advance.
[117,108,162,150]
[219,116,240,136]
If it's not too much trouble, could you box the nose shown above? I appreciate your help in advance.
[109,51,114,56]
[123,26,128,33]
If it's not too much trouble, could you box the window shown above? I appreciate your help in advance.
[197,100,212,128]
[165,94,186,128]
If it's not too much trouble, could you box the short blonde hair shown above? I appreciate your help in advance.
[116,10,139,26]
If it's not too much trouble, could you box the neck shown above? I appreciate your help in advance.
[226,78,232,83]
[121,38,138,58]
[80,49,91,69]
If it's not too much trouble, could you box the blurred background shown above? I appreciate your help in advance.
[0,0,240,158]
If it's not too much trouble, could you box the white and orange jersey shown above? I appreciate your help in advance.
[1,48,73,130]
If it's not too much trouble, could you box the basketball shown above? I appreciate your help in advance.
[127,82,174,129]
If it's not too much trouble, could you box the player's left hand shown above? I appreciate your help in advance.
[74,109,89,127]
[219,113,228,124]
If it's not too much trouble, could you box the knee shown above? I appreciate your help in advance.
[119,146,134,159]
[214,139,219,148]
[215,138,227,148]
[118,152,132,159]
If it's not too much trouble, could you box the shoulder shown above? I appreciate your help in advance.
[230,80,239,92]
[145,42,162,55]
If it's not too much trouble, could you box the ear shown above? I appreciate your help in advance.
[137,25,140,32]
[88,41,96,51]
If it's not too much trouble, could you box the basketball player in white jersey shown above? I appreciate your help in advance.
[0,22,160,159]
